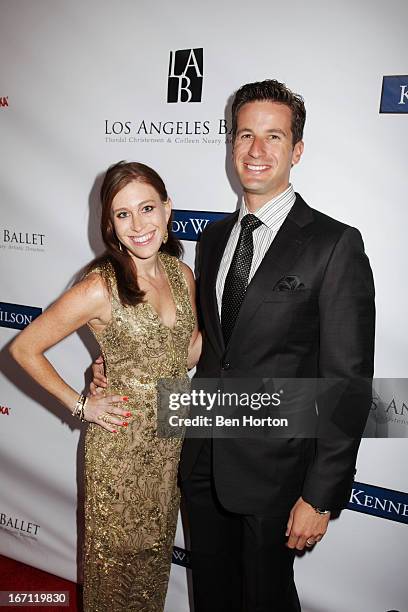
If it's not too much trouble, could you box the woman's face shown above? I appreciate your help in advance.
[111,180,171,262]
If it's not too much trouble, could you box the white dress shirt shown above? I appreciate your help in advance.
[216,184,296,314]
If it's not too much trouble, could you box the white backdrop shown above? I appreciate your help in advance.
[0,1,407,611]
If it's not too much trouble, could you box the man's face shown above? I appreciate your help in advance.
[233,100,304,209]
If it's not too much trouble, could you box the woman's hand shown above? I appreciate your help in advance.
[90,355,108,394]
[84,394,131,433]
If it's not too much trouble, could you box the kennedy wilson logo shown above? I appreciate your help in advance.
[172,210,229,241]
[0,302,42,330]
[380,75,408,113]
[172,545,191,568]
[0,96,9,108]
[167,48,203,103]
[348,481,408,524]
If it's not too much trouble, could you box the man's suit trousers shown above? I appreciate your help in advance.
[182,439,302,612]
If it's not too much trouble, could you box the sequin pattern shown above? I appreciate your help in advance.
[83,253,195,612]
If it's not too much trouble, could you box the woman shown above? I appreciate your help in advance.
[10,161,201,611]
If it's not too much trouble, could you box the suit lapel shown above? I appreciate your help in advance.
[228,195,315,345]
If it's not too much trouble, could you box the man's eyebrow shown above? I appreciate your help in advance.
[236,127,253,135]
[236,127,288,136]
[265,128,288,136]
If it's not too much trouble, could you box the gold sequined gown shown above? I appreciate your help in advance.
[83,253,195,612]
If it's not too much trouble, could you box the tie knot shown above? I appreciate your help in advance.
[241,214,262,233]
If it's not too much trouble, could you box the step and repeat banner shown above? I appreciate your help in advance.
[1,1,407,611]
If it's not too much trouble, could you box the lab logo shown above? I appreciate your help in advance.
[380,75,408,113]
[167,48,203,103]
[368,382,408,431]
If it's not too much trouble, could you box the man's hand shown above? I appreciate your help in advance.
[90,355,107,395]
[286,497,330,551]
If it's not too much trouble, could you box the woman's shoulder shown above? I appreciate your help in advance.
[85,256,116,278]
[81,258,116,296]
[85,257,114,276]
[178,260,195,283]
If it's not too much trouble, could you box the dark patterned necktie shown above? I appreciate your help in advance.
[221,214,263,345]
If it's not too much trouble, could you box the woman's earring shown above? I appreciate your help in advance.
[162,230,168,244]
[118,241,123,252]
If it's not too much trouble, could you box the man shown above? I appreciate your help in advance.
[93,80,375,611]
[179,80,375,611]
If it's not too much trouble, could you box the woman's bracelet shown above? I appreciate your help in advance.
[72,393,88,422]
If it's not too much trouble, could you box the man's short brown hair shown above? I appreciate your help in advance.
[231,79,306,146]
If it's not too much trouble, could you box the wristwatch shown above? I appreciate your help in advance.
[312,505,330,515]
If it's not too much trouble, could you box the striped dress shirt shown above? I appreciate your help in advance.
[216,184,296,314]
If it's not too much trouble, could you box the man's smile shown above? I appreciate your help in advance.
[244,163,271,173]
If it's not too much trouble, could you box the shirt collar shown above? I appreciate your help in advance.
[239,184,296,229]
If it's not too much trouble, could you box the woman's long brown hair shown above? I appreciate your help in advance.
[85,161,183,306]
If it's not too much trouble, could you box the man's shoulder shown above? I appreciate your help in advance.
[294,193,356,240]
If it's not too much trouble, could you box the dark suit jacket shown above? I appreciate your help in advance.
[179,194,375,516]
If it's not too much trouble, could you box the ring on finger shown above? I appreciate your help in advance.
[98,412,113,424]
[306,539,315,547]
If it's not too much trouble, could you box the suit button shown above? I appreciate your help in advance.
[221,361,231,370]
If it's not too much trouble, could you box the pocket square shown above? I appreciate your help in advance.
[273,275,305,292]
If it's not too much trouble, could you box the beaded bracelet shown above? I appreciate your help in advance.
[72,393,88,422]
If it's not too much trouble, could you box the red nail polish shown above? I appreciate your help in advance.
[126,412,132,417]
[112,430,117,434]
[122,396,129,401]
[122,422,128,427]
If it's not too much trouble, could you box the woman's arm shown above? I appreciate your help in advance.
[180,261,202,369]
[9,273,130,432]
